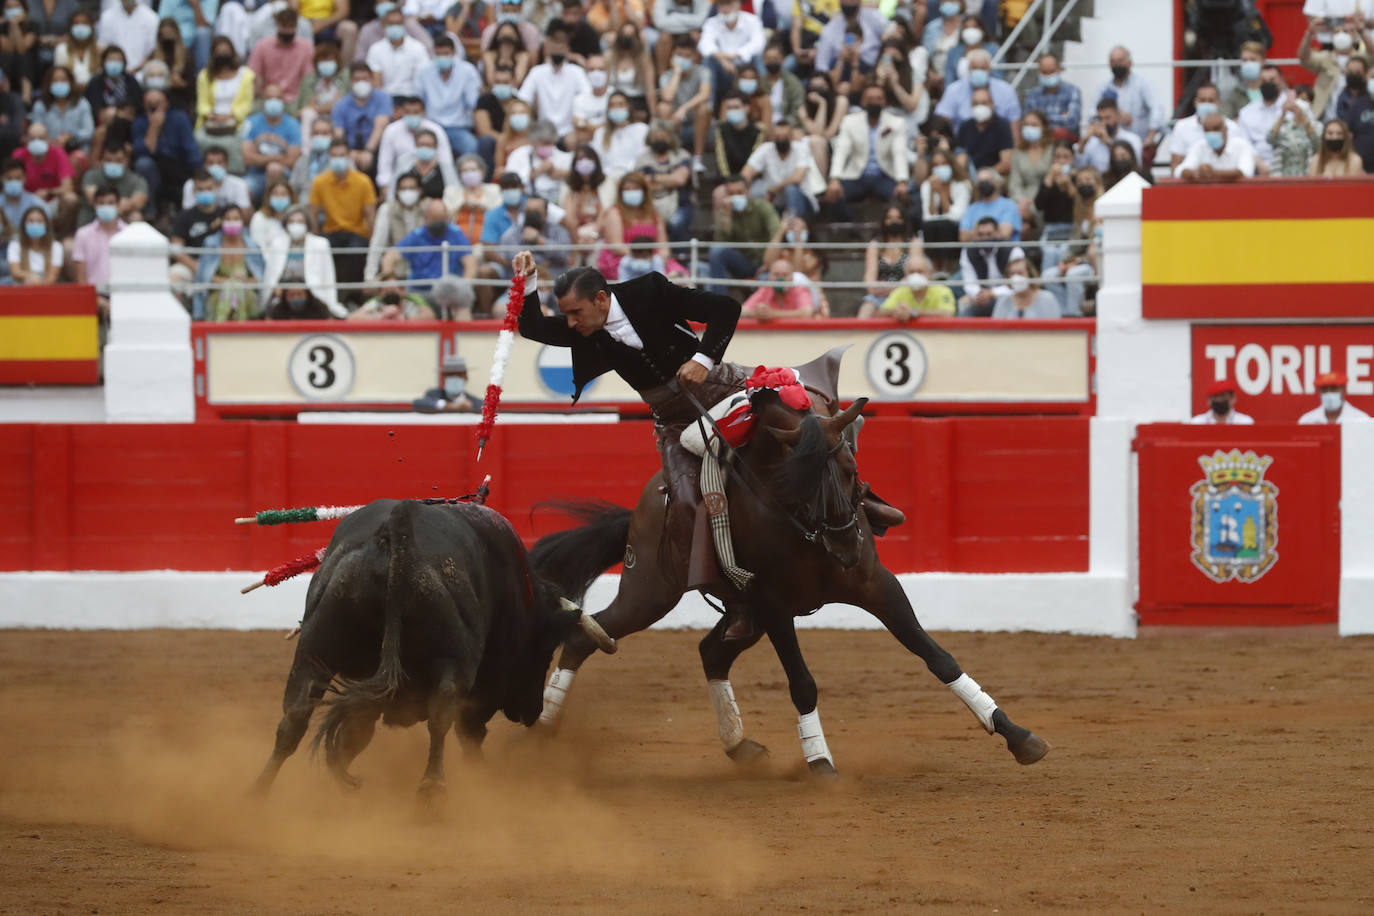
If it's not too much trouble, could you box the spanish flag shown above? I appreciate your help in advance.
[1141,181,1374,319]
[0,285,99,384]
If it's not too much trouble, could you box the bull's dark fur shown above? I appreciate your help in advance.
[252,498,620,798]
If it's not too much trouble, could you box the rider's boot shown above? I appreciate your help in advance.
[861,483,905,536]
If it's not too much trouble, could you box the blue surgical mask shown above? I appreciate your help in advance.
[208,164,227,181]
[502,188,523,207]
[932,163,953,182]
[1240,60,1261,82]
[730,194,747,212]
[435,55,454,72]
[492,83,513,100]
[318,60,338,78]
[196,190,217,207]
[508,111,530,131]
[27,139,48,158]
[311,134,330,152]
[103,161,125,179]
[2,178,21,196]
[737,78,757,95]
[939,1,961,17]
[1040,72,1060,89]
[1194,101,1219,119]
[607,107,629,124]
[784,229,808,243]
[71,23,91,40]
[330,155,350,173]
[674,55,693,72]
[1020,124,1042,143]
[385,24,405,41]
[403,113,423,130]
[1204,130,1224,150]
[414,145,436,162]
[620,188,644,207]
[626,258,650,274]
[270,195,290,212]
[375,1,395,15]
[263,98,284,117]
[95,203,118,223]
[725,108,746,126]
[50,81,71,99]
[968,68,989,88]
[25,221,46,239]
[104,59,124,77]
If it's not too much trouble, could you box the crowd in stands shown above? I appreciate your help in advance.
[0,0,1369,320]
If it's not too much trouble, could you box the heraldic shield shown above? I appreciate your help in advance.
[1189,450,1280,584]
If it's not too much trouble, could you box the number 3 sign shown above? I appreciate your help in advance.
[287,334,357,400]
[864,331,928,399]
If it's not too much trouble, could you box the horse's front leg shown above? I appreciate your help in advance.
[698,605,769,764]
[854,567,1050,765]
[763,613,837,777]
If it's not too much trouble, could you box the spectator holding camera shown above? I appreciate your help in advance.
[1076,96,1141,174]
[499,192,572,275]
[1034,141,1078,271]
[1266,84,1320,176]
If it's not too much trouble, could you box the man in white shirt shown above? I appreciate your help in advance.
[1191,379,1255,425]
[97,0,159,71]
[517,23,590,136]
[1168,82,1240,170]
[366,7,431,96]
[1298,371,1372,423]
[375,96,459,193]
[571,54,611,134]
[741,121,820,217]
[505,120,573,204]
[1237,64,1287,167]
[697,0,764,106]
[1175,112,1257,181]
[1076,96,1142,172]
[1304,0,1373,45]
[181,145,252,210]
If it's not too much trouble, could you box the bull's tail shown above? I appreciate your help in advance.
[312,500,416,759]
[529,500,633,604]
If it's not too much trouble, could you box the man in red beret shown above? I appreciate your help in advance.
[1298,372,1371,424]
[1191,378,1255,424]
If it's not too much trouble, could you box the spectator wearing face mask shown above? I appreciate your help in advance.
[450,154,500,243]
[377,98,457,194]
[636,126,693,243]
[239,83,300,202]
[658,35,715,173]
[919,147,971,273]
[825,83,909,212]
[1008,109,1053,226]
[474,65,516,173]
[15,122,79,224]
[0,158,43,232]
[595,171,667,279]
[1024,53,1081,140]
[1034,141,1078,272]
[499,192,573,276]
[309,138,377,297]
[955,85,1014,175]
[291,118,337,197]
[169,169,223,281]
[1076,97,1141,174]
[957,219,1016,317]
[194,38,253,171]
[876,254,956,320]
[396,198,476,319]
[858,206,917,318]
[933,48,1022,132]
[698,0,765,107]
[1265,84,1321,176]
[590,93,649,206]
[97,0,159,73]
[366,8,431,96]
[82,143,148,225]
[713,91,763,179]
[1041,165,1100,316]
[1176,112,1257,181]
[8,205,61,285]
[740,255,819,321]
[1094,46,1164,162]
[815,0,886,74]
[85,46,144,125]
[72,187,126,309]
[1190,379,1254,425]
[654,0,711,76]
[332,63,393,173]
[1299,372,1371,424]
[572,53,612,139]
[1168,83,1239,171]
[482,0,541,57]
[991,256,1059,319]
[1237,65,1289,168]
[354,0,433,63]
[551,0,602,67]
[252,180,296,249]
[366,172,426,281]
[413,353,479,411]
[707,172,777,294]
[518,22,590,135]
[145,19,196,114]
[943,12,1000,86]
[55,12,101,98]
[606,22,656,120]
[741,120,818,219]
[416,36,482,161]
[352,265,435,320]
[192,203,267,321]
[247,10,314,104]
[509,118,573,206]
[33,66,95,171]
[180,145,249,213]
[958,167,1019,241]
[1222,41,1269,119]
[1299,19,1370,119]
[1310,118,1365,174]
[264,205,344,317]
[1336,54,1374,171]
[293,42,350,142]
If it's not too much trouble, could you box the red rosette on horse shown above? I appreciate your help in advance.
[745,365,810,411]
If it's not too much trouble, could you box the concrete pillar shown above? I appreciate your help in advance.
[103,223,194,422]
[1340,421,1374,635]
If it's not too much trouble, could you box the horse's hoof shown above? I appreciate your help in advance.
[1009,732,1051,766]
[333,770,363,791]
[807,757,839,779]
[417,778,447,804]
[726,738,770,765]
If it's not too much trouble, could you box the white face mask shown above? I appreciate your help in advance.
[961,27,983,46]
[1010,273,1029,293]
[587,70,607,89]
[397,188,420,206]
[970,103,992,123]
[443,376,468,398]
[1321,390,1344,412]
[286,221,307,239]
[1333,31,1355,52]
[905,272,928,290]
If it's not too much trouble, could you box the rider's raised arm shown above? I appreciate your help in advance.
[652,272,742,365]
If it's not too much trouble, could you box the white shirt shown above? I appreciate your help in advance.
[182,174,252,210]
[365,35,431,96]
[697,11,765,65]
[97,2,160,70]
[1298,401,1371,424]
[505,143,574,203]
[1077,127,1142,172]
[572,88,610,129]
[7,239,64,274]
[1237,98,1284,165]
[518,62,591,135]
[1175,134,1257,178]
[744,140,818,206]
[402,0,450,17]
[375,117,458,191]
[589,122,650,175]
[1190,409,1256,424]
[1167,113,1240,160]
[604,292,714,369]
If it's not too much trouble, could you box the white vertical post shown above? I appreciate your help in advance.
[103,223,194,422]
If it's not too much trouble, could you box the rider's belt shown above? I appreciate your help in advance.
[640,362,749,423]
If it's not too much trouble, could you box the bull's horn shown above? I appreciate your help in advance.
[829,398,868,431]
[579,613,618,654]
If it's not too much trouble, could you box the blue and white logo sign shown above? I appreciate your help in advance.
[865,331,928,399]
[536,345,598,399]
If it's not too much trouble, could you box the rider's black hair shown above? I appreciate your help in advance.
[553,266,608,302]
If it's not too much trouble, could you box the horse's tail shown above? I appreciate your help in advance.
[312,500,415,758]
[529,500,632,604]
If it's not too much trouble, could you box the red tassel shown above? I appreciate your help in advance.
[263,547,326,587]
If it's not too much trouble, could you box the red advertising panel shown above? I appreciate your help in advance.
[1191,324,1374,423]
[1135,424,1341,625]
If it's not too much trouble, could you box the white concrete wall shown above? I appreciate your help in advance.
[1339,422,1374,636]
[1061,0,1177,130]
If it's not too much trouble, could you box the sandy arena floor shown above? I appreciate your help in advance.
[1,626,1372,914]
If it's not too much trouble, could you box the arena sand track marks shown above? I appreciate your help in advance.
[1,628,1373,914]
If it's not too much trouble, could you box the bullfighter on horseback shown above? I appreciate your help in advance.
[510,253,905,629]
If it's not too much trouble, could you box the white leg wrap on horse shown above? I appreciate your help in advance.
[797,709,832,764]
[948,673,998,734]
[540,667,576,726]
[707,679,744,751]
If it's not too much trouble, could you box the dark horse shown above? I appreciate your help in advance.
[530,353,1050,774]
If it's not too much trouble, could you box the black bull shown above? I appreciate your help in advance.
[250,499,620,799]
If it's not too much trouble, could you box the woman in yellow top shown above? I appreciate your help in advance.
[195,36,256,174]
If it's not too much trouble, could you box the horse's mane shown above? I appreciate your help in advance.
[772,414,831,504]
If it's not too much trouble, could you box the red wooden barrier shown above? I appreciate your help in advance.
[0,417,1089,574]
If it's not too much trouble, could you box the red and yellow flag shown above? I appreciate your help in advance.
[0,285,99,384]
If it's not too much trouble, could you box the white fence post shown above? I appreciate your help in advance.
[103,223,195,422]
